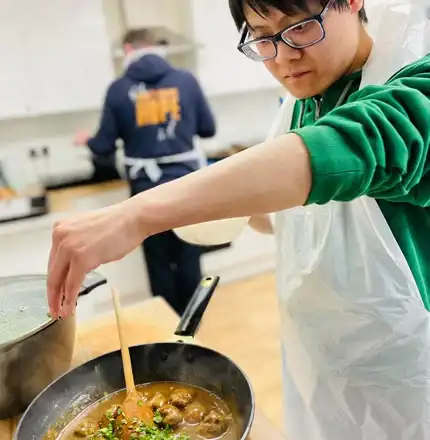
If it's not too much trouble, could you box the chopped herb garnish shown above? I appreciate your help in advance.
[153,410,163,424]
[85,411,190,440]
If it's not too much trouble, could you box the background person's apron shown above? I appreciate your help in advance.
[268,1,430,438]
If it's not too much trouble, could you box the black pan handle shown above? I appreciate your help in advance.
[174,276,220,338]
[78,271,107,297]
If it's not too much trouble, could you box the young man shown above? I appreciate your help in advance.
[74,28,216,315]
[49,1,429,438]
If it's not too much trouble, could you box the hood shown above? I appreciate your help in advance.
[125,54,174,84]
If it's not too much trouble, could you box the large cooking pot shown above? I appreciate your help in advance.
[0,272,107,419]
[15,276,255,440]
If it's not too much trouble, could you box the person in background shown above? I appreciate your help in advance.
[74,28,216,315]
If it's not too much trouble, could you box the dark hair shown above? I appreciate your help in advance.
[122,28,156,46]
[229,0,367,30]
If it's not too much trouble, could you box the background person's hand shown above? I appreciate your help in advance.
[73,130,91,146]
[47,202,145,319]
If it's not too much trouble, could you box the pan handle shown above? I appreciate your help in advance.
[78,271,108,297]
[174,276,220,338]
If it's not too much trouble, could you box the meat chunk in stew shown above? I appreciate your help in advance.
[148,391,167,409]
[170,388,194,407]
[184,401,207,424]
[159,404,183,426]
[197,410,228,439]
[73,418,99,437]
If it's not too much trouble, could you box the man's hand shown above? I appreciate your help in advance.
[47,133,311,318]
[47,201,146,319]
[74,130,91,147]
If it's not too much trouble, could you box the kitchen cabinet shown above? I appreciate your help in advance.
[0,182,275,308]
[0,218,150,301]
[0,0,114,120]
[190,0,280,97]
[0,215,151,312]
[0,214,275,310]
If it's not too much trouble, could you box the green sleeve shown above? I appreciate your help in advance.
[292,74,430,205]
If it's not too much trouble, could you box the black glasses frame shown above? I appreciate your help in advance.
[237,0,334,61]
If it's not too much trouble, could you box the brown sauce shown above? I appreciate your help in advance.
[49,382,238,440]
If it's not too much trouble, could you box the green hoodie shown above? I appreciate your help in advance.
[291,55,430,311]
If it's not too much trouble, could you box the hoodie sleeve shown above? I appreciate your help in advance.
[190,75,216,138]
[87,84,119,156]
[291,69,430,206]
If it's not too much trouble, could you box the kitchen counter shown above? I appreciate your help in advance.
[48,180,127,213]
[0,181,128,236]
[0,273,286,439]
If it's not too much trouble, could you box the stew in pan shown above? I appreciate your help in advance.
[44,382,238,440]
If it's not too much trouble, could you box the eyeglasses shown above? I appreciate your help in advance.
[237,0,334,62]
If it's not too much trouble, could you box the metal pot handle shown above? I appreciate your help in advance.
[78,271,108,298]
[174,276,220,338]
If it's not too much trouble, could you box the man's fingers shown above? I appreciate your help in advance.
[47,247,60,317]
[47,240,71,319]
[47,227,66,319]
[47,260,68,320]
[61,259,86,318]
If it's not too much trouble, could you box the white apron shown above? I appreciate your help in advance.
[270,1,430,438]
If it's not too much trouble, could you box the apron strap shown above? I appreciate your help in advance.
[124,148,204,182]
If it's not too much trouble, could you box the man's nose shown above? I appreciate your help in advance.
[275,41,302,64]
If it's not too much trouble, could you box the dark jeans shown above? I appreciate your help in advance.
[130,181,201,316]
[142,230,202,316]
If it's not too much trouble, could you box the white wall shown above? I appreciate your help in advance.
[0,0,281,152]
[200,89,281,152]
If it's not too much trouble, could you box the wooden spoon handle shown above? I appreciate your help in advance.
[112,287,135,394]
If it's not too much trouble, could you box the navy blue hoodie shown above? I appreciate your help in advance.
[88,54,216,190]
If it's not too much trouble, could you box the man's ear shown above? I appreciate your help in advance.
[349,0,364,14]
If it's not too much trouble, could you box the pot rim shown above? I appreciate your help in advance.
[0,314,66,351]
[0,273,57,350]
[0,271,106,350]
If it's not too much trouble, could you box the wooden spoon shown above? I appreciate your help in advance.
[111,287,154,426]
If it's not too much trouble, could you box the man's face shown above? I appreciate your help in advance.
[244,1,363,98]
